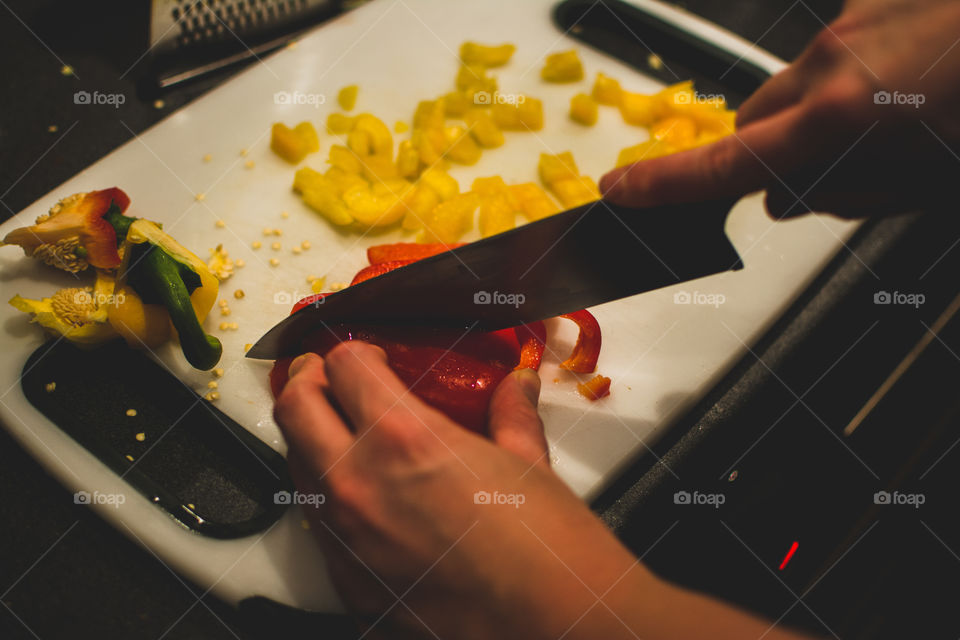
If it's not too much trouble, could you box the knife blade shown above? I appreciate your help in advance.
[246,198,742,360]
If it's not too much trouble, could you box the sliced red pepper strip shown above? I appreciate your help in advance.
[290,292,331,315]
[514,322,547,370]
[577,375,611,400]
[559,310,602,373]
[366,242,465,265]
[349,259,417,286]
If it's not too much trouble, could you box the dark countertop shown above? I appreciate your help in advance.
[1,1,893,638]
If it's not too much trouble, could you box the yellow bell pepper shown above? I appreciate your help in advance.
[591,72,622,106]
[401,184,441,231]
[418,192,478,244]
[508,183,559,221]
[569,93,598,126]
[443,125,482,165]
[541,50,583,82]
[326,112,356,134]
[538,152,581,185]
[459,42,516,67]
[10,271,118,346]
[270,121,319,164]
[337,85,358,111]
[491,97,543,130]
[464,108,504,148]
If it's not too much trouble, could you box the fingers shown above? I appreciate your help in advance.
[599,103,814,208]
[735,66,806,129]
[487,369,550,468]
[323,341,444,437]
[274,352,356,473]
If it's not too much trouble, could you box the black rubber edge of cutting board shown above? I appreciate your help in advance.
[21,339,293,539]
[590,207,960,523]
[553,0,772,108]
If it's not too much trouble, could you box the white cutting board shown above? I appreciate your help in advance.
[0,0,857,611]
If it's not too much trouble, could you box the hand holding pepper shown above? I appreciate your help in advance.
[274,342,814,639]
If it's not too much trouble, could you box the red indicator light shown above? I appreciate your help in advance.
[779,541,799,570]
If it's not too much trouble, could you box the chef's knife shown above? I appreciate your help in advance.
[246,198,742,360]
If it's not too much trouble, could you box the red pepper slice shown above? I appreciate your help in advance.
[366,242,464,265]
[559,310,602,373]
[349,259,416,286]
[271,250,604,432]
[577,375,611,400]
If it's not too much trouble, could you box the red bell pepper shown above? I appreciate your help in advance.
[270,242,602,433]
[366,242,464,265]
[3,187,131,271]
[559,310,602,373]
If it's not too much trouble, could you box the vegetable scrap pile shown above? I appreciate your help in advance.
[3,188,223,370]
[270,242,608,431]
[269,43,737,243]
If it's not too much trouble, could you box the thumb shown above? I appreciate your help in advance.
[487,368,550,469]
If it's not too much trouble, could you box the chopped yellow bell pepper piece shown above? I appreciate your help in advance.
[443,91,472,117]
[569,93,598,126]
[619,91,663,127]
[402,184,441,231]
[361,154,400,182]
[418,192,478,243]
[508,183,559,221]
[327,144,363,174]
[303,187,354,226]
[491,97,543,130]
[394,120,409,134]
[324,167,368,195]
[471,176,508,198]
[649,116,698,147]
[413,99,445,130]
[337,85,358,111]
[616,139,675,167]
[396,140,420,179]
[293,167,326,194]
[456,64,497,100]
[353,114,393,156]
[443,126,482,165]
[538,152,581,185]
[550,177,600,208]
[472,176,516,238]
[343,180,414,228]
[327,112,356,134]
[591,72,622,106]
[464,108,504,148]
[459,42,516,67]
[541,50,583,82]
[270,122,318,164]
[419,169,459,201]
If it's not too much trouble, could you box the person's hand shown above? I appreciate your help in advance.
[273,342,814,640]
[600,0,960,219]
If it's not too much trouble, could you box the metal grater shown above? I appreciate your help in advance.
[148,0,340,87]
[150,0,334,53]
